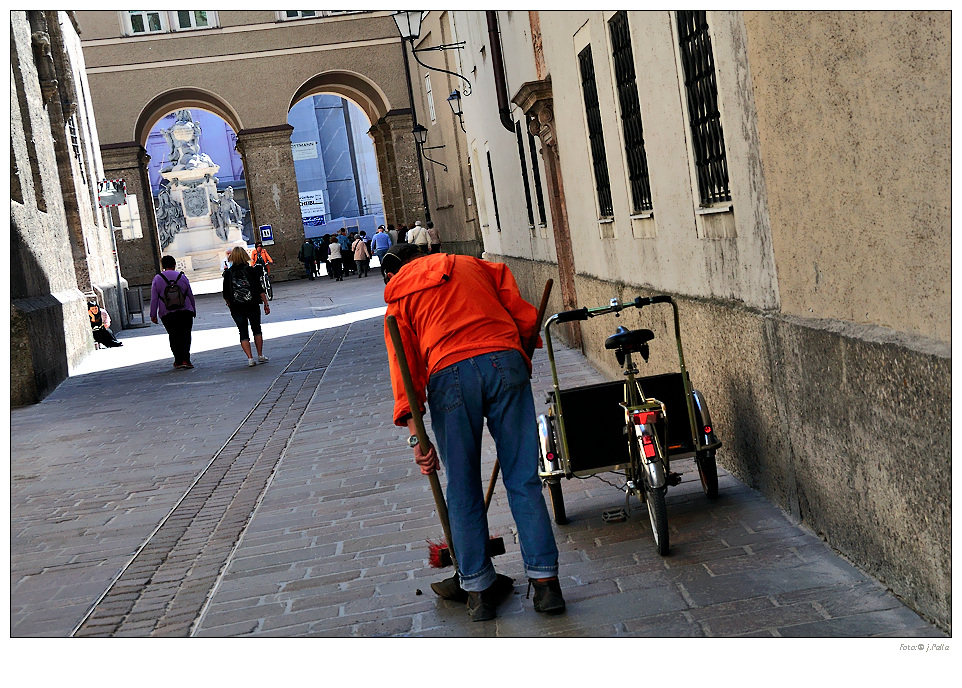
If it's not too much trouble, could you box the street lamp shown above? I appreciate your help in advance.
[392,10,431,223]
[412,124,428,146]
[392,10,424,40]
[447,89,466,132]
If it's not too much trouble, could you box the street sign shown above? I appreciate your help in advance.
[259,224,275,246]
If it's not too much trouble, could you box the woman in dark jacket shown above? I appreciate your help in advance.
[223,245,270,367]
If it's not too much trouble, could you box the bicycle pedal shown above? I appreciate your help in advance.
[666,471,682,486]
[602,508,628,523]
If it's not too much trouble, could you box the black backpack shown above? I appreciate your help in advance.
[230,266,253,304]
[161,272,186,310]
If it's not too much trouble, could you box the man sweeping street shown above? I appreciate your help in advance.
[382,243,565,622]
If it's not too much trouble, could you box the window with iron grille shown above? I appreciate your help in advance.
[676,10,731,205]
[486,150,501,232]
[68,115,86,184]
[527,131,547,225]
[578,46,613,217]
[515,121,535,229]
[609,11,652,213]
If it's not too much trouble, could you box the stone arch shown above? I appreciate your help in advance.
[289,70,392,126]
[134,88,243,146]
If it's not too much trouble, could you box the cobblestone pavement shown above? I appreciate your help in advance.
[10,271,947,640]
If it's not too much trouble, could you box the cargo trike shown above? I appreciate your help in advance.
[537,295,722,555]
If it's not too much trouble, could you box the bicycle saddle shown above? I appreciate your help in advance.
[605,326,655,352]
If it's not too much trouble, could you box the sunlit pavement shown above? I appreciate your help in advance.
[10,268,945,641]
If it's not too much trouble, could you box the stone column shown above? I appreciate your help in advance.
[101,142,161,288]
[235,125,304,281]
[513,78,582,348]
[370,110,425,227]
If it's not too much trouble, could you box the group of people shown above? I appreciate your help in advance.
[297,221,442,282]
[148,245,272,370]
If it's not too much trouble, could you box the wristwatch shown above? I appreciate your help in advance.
[407,435,419,448]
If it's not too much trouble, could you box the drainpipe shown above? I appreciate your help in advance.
[487,11,514,133]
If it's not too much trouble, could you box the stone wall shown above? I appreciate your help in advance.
[11,11,91,405]
[491,253,951,632]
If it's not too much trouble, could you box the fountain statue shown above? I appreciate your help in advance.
[154,110,247,279]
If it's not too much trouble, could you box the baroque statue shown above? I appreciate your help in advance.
[160,110,216,173]
[155,185,187,249]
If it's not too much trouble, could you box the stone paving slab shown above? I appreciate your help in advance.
[11,272,947,640]
[192,311,945,638]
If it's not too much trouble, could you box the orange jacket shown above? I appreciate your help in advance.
[250,247,272,267]
[384,253,541,426]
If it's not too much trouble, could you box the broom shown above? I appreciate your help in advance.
[386,315,505,571]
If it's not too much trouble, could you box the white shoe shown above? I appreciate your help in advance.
[257,355,269,363]
[247,358,256,367]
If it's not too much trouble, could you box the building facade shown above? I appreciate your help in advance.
[422,10,950,631]
[74,10,484,283]
[11,10,128,405]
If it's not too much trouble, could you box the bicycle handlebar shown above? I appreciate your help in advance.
[549,295,674,324]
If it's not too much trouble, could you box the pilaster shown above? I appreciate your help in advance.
[370,110,425,227]
[101,142,160,287]
[235,125,304,281]
[513,77,582,348]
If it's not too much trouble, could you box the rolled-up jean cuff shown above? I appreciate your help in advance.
[525,565,559,580]
[459,561,497,593]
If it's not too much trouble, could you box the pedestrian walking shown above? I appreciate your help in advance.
[372,225,393,277]
[426,220,442,254]
[223,246,270,367]
[150,255,197,369]
[397,223,408,244]
[328,235,344,281]
[382,243,565,622]
[353,231,372,278]
[337,229,355,276]
[319,234,332,279]
[297,238,316,280]
[388,223,399,245]
[88,301,123,348]
[408,220,430,251]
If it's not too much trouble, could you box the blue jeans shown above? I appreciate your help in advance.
[427,349,559,592]
[375,248,389,274]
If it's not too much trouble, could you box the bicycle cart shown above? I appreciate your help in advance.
[536,295,722,555]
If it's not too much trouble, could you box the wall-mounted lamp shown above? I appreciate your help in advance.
[412,124,447,172]
[447,90,466,132]
[393,10,472,96]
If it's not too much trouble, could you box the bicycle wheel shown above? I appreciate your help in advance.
[645,485,669,556]
[696,450,718,499]
[264,274,273,301]
[546,478,567,525]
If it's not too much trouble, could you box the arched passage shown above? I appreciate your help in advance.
[135,88,243,147]
[289,70,392,126]
[290,70,426,231]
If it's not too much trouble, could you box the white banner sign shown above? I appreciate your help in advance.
[291,141,318,161]
[299,190,326,218]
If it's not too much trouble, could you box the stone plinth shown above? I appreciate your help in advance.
[162,165,245,281]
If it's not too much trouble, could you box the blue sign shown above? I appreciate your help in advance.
[259,224,275,246]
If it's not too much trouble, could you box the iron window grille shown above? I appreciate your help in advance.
[609,11,653,213]
[515,121,535,228]
[578,46,614,217]
[68,115,86,185]
[486,150,501,232]
[527,131,547,225]
[676,10,731,205]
